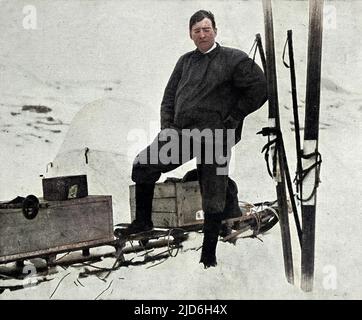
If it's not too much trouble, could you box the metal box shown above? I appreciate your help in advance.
[0,195,113,263]
[130,181,204,228]
[42,175,88,201]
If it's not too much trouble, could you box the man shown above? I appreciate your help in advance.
[121,10,267,268]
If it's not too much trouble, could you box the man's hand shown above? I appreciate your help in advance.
[223,115,240,129]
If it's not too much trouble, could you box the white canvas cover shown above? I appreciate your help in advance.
[45,98,155,223]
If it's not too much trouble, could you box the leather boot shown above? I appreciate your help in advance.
[116,183,155,237]
[200,213,222,268]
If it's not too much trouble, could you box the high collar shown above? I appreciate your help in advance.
[193,42,220,60]
[204,42,217,54]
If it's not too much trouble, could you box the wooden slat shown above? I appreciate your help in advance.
[129,181,203,227]
[0,196,113,263]
[0,239,114,264]
[176,181,203,226]
[129,182,177,199]
[130,198,177,213]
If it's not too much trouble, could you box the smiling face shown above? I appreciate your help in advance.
[189,18,217,53]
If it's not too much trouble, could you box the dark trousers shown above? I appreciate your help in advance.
[131,129,239,216]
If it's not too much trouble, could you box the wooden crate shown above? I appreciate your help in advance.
[0,195,114,263]
[130,181,204,228]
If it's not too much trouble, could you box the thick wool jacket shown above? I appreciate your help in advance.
[160,43,267,142]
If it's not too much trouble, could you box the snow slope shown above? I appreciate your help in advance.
[0,0,361,299]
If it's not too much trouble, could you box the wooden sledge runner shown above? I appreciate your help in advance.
[221,203,279,243]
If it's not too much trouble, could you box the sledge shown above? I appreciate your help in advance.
[0,190,279,272]
[102,203,279,276]
[0,195,115,265]
[0,227,189,283]
[220,201,279,243]
[0,167,281,293]
[115,200,279,247]
[0,200,279,295]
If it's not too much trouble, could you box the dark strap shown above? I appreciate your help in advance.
[248,38,259,71]
[249,38,258,63]
[258,127,303,246]
[256,32,304,247]
[84,147,90,164]
[295,150,322,202]
[282,37,290,68]
[257,128,280,179]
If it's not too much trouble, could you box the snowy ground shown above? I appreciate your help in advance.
[0,0,361,300]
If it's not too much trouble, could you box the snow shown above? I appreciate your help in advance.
[1,0,361,300]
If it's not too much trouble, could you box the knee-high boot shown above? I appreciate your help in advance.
[117,183,155,236]
[200,213,222,268]
[135,183,155,224]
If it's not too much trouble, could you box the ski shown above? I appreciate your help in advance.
[262,0,294,284]
[301,0,324,292]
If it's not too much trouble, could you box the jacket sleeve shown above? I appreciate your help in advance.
[230,57,267,121]
[160,56,184,130]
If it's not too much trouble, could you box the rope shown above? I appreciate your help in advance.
[248,38,258,58]
[166,229,180,258]
[84,147,89,164]
[248,38,258,69]
[250,211,262,235]
[49,272,71,299]
[295,150,322,202]
[146,259,168,269]
[46,162,53,173]
[257,127,304,245]
[94,280,113,300]
[262,136,278,178]
[263,206,279,220]
[258,126,321,206]
[252,200,278,208]
[282,37,290,68]
[258,127,280,180]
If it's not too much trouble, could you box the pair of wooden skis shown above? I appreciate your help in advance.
[261,0,324,291]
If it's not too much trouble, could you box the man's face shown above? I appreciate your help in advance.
[190,18,217,53]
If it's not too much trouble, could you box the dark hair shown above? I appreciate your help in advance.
[189,10,216,31]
